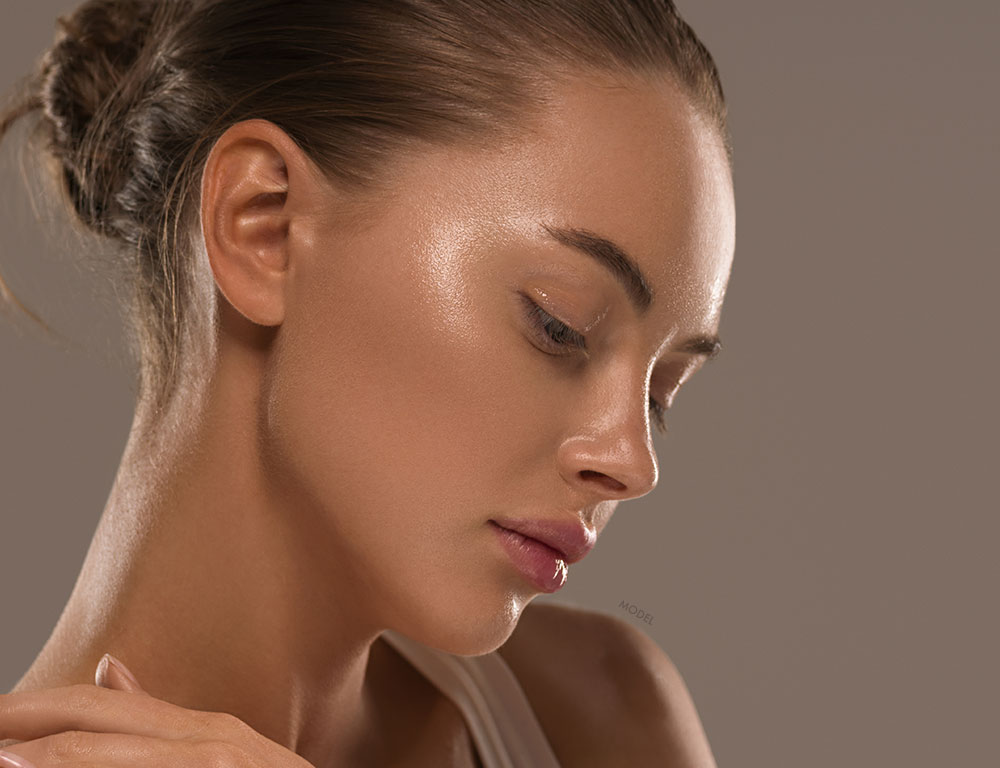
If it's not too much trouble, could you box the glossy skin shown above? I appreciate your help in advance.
[4,69,734,767]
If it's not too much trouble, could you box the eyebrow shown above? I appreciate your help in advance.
[540,222,723,361]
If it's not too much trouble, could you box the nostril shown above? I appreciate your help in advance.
[580,469,627,492]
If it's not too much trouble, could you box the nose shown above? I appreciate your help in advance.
[556,386,659,503]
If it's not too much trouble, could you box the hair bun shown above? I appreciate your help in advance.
[38,0,159,237]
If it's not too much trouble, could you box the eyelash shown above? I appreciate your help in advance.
[520,295,670,435]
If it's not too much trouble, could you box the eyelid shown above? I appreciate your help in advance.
[518,292,671,436]
[648,398,669,436]
[519,293,587,353]
[529,286,609,334]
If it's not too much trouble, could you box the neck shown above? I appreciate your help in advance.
[11,340,395,767]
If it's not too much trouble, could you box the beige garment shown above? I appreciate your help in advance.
[380,629,562,768]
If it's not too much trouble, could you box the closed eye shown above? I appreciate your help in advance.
[518,293,670,435]
[521,294,587,352]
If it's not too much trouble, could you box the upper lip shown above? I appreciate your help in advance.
[490,515,596,564]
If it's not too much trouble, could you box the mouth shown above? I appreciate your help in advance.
[489,521,570,593]
[487,516,596,565]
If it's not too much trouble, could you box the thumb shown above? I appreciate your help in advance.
[95,653,149,695]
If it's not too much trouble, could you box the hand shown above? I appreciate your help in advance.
[0,654,316,767]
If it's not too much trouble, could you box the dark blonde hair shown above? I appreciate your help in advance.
[0,0,729,414]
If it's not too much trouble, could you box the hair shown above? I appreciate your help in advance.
[0,0,730,418]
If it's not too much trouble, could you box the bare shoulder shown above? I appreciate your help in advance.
[496,600,718,768]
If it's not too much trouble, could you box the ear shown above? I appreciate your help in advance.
[199,119,324,327]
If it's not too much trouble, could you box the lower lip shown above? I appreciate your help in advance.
[489,521,568,593]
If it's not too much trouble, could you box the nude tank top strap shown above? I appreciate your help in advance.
[380,629,562,768]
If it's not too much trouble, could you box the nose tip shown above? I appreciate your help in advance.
[558,410,660,502]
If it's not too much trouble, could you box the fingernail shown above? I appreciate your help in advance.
[0,750,37,768]
[95,653,111,687]
[105,653,142,689]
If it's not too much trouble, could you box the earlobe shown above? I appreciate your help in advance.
[200,119,310,327]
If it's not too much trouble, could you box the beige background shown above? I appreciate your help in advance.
[1,2,997,765]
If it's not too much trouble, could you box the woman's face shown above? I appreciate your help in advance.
[264,72,735,653]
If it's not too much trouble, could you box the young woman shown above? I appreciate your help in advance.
[0,1,734,765]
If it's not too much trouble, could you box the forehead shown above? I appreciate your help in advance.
[343,70,735,330]
[500,71,735,321]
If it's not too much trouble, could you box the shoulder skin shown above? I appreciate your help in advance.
[496,600,718,768]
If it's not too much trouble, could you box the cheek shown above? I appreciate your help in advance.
[257,243,562,643]
[259,244,527,534]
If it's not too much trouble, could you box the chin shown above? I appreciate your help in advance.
[389,588,528,657]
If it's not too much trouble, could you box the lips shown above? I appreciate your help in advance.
[488,516,596,564]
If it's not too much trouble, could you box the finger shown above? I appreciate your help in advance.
[0,685,228,744]
[0,748,37,768]
[94,654,149,696]
[2,730,261,768]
